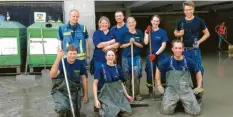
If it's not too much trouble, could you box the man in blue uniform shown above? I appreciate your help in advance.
[174,1,210,77]
[58,9,90,67]
[50,45,88,117]
[110,11,128,64]
[156,40,203,116]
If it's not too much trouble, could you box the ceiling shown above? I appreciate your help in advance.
[95,1,233,13]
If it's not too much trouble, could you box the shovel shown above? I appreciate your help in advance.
[40,25,50,77]
[16,33,36,89]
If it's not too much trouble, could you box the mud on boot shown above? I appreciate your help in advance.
[135,94,143,101]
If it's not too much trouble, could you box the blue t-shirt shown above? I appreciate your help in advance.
[146,28,168,55]
[56,58,87,84]
[176,16,207,47]
[120,29,143,57]
[110,24,128,43]
[158,56,200,73]
[93,29,115,63]
[94,64,124,90]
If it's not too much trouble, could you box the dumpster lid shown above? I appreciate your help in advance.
[27,22,63,30]
[0,21,26,28]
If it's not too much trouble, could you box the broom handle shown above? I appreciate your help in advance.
[41,26,46,69]
[25,33,31,74]
[180,23,183,42]
[131,43,134,99]
[149,31,155,96]
[59,42,76,117]
[218,34,231,45]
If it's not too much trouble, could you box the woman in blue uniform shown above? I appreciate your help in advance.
[93,49,134,117]
[120,17,144,101]
[92,16,120,73]
[144,15,169,98]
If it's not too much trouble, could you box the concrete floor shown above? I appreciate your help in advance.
[0,53,233,117]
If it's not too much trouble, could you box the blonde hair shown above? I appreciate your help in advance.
[98,16,110,28]
[183,1,195,9]
[127,16,136,23]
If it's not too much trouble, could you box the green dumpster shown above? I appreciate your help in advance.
[0,21,26,73]
[27,22,63,72]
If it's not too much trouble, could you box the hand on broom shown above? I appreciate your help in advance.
[126,95,134,103]
[145,25,152,34]
[149,53,157,61]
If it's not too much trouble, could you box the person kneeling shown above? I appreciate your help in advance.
[93,49,134,117]
[50,45,88,117]
[156,40,203,116]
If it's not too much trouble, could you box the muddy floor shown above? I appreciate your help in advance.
[0,53,233,117]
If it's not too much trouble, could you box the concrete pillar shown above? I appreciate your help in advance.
[64,0,96,57]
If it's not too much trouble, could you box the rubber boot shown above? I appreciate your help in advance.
[135,78,143,101]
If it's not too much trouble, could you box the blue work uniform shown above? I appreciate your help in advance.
[120,29,143,79]
[58,22,88,61]
[176,16,207,76]
[51,58,87,115]
[92,29,115,72]
[110,24,128,64]
[94,63,132,116]
[120,29,143,97]
[145,28,169,88]
[94,63,124,90]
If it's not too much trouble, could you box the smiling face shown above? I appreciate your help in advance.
[151,16,160,28]
[99,19,109,31]
[172,42,184,58]
[115,11,124,23]
[105,50,115,64]
[127,17,136,30]
[69,10,79,25]
[184,5,194,18]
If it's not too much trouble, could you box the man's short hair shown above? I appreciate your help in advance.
[115,11,124,16]
[183,1,195,9]
[171,39,184,47]
[69,8,79,14]
[66,45,78,52]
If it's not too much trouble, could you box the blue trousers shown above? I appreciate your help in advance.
[145,54,166,88]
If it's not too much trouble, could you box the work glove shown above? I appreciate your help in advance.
[146,25,152,34]
[157,85,164,94]
[149,54,157,61]
[193,87,204,94]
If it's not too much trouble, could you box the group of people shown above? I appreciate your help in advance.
[50,1,210,117]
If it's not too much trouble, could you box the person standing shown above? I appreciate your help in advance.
[144,15,169,98]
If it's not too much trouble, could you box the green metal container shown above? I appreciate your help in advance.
[0,21,26,67]
[27,22,63,69]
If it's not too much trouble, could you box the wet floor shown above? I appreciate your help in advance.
[0,53,233,117]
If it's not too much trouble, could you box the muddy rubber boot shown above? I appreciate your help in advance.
[148,87,153,98]
[134,78,143,101]
[135,94,143,101]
